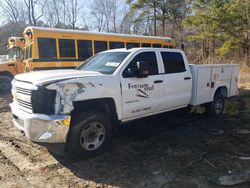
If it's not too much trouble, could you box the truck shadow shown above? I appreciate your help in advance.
[1,87,249,187]
[50,109,246,187]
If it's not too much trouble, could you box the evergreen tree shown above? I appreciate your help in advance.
[183,0,250,65]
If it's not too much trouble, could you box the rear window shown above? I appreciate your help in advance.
[59,39,76,58]
[161,52,186,74]
[38,38,57,59]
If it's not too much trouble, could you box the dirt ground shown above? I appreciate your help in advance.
[1,88,250,188]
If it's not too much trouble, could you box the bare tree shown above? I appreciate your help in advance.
[23,0,47,26]
[90,0,126,33]
[0,0,21,23]
[90,0,105,32]
[120,12,133,34]
[44,0,63,27]
[65,0,81,29]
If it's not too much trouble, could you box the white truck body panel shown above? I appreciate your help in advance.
[189,64,239,105]
[10,48,240,144]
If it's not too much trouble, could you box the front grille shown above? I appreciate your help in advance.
[13,81,56,115]
[16,87,32,95]
[15,86,33,113]
[16,99,32,110]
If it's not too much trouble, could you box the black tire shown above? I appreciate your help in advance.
[67,111,112,158]
[205,94,225,116]
[0,75,13,94]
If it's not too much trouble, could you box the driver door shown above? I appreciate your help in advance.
[120,51,164,120]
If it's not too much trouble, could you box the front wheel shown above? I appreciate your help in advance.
[67,111,112,158]
[205,94,225,116]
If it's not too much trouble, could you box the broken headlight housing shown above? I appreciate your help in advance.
[31,86,56,115]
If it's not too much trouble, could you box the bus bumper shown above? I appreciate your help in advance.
[10,102,70,143]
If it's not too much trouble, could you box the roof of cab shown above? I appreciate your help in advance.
[100,47,183,53]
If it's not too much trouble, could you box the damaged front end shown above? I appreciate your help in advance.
[11,80,72,143]
[11,78,98,144]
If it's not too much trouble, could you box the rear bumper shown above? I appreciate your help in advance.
[10,102,70,143]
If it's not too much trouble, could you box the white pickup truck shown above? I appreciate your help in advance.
[10,48,239,157]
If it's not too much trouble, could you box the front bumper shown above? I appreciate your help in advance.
[10,102,70,143]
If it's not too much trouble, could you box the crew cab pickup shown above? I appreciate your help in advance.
[10,48,239,157]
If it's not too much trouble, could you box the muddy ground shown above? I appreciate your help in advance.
[1,89,250,188]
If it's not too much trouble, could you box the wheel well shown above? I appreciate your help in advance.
[71,98,119,133]
[214,86,228,98]
[0,71,14,78]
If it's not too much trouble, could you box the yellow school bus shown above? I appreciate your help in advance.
[22,26,176,71]
[0,37,25,92]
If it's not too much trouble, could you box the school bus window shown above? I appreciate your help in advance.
[141,43,151,47]
[163,45,170,48]
[126,43,140,49]
[38,38,57,59]
[109,41,125,49]
[23,48,26,59]
[59,39,76,58]
[94,41,107,54]
[29,44,32,58]
[153,44,162,48]
[77,40,93,60]
[25,46,29,59]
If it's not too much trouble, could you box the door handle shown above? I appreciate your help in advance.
[184,77,191,80]
[154,80,163,83]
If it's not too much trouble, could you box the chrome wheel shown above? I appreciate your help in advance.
[214,98,223,114]
[79,121,106,151]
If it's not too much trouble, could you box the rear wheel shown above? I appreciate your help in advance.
[67,111,112,158]
[205,94,225,116]
[0,75,13,94]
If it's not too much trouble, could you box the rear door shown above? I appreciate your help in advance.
[120,51,165,120]
[160,51,192,110]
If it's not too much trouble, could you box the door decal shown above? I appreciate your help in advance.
[128,83,154,98]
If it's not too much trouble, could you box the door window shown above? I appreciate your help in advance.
[123,51,158,77]
[25,46,29,59]
[29,44,32,58]
[161,52,186,74]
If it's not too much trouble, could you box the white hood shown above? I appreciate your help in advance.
[14,69,103,85]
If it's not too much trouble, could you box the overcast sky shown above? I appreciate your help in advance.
[0,0,128,30]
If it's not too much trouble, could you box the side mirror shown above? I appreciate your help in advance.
[137,61,150,78]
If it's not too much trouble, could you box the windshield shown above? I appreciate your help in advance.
[77,52,130,74]
[7,47,20,60]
